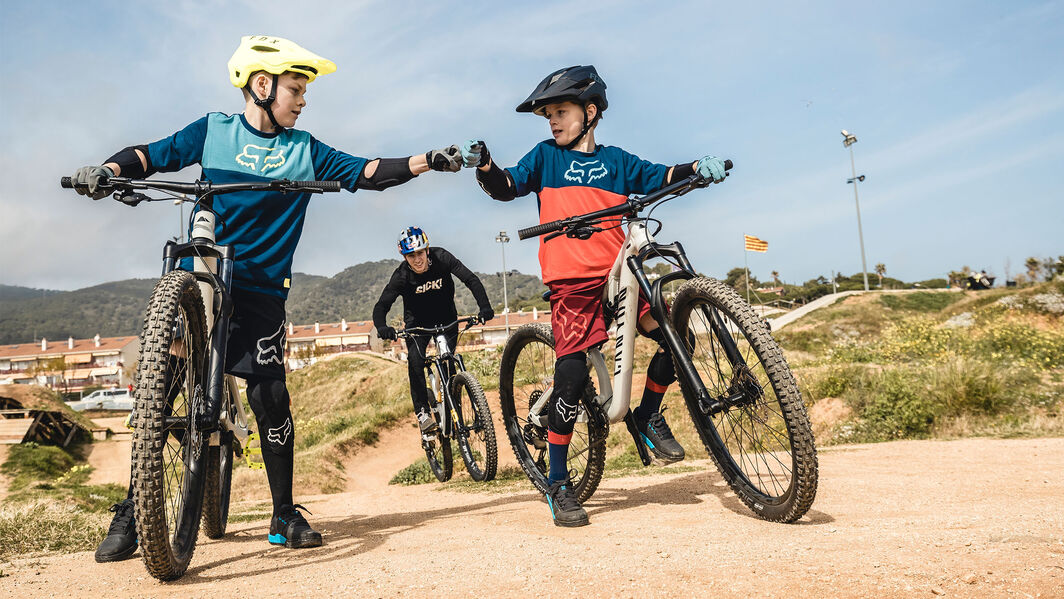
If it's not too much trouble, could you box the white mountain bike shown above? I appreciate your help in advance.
[62,175,340,579]
[498,165,819,522]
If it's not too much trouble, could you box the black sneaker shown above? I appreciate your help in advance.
[634,409,685,463]
[94,499,138,563]
[269,504,322,548]
[545,478,589,527]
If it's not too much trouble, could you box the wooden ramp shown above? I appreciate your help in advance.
[0,412,35,444]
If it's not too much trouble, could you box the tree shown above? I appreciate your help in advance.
[874,263,886,288]
[1025,257,1042,283]
[771,270,780,286]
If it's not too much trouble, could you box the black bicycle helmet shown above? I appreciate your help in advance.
[516,65,608,115]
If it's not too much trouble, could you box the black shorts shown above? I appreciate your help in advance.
[225,287,287,381]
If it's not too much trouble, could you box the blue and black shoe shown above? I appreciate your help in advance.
[268,504,322,548]
[545,478,589,527]
[95,498,138,562]
[634,409,685,463]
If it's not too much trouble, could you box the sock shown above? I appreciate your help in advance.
[546,431,572,485]
[634,378,669,422]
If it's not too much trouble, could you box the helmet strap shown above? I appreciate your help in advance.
[245,73,286,133]
[560,104,593,151]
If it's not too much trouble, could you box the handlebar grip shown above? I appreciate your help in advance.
[724,159,733,171]
[290,180,342,192]
[61,177,74,189]
[519,220,563,240]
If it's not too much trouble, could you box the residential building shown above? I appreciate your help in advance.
[0,335,139,393]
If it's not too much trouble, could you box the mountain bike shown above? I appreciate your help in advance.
[397,318,497,482]
[498,164,819,522]
[61,175,340,579]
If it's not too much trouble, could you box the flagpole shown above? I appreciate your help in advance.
[744,233,751,305]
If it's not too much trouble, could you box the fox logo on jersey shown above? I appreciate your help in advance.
[415,279,443,294]
[563,160,608,184]
[236,144,287,172]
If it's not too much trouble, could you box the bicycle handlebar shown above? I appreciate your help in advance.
[396,316,480,338]
[60,176,343,197]
[517,159,732,240]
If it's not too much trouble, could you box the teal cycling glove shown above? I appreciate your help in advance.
[696,155,727,183]
[460,140,489,168]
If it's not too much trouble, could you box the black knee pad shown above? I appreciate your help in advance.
[648,349,677,387]
[548,353,588,436]
[246,376,293,456]
[643,328,677,386]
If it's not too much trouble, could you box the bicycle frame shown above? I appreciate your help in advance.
[402,321,475,440]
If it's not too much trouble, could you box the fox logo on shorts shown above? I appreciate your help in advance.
[256,323,286,366]
[564,160,608,184]
[267,418,292,446]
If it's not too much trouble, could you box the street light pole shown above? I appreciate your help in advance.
[495,231,511,336]
[841,130,870,292]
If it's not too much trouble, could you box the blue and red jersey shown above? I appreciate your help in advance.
[147,112,369,298]
[506,140,668,284]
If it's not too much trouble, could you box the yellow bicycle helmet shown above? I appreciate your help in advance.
[228,35,336,88]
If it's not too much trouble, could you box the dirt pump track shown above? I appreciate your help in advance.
[3,434,1062,598]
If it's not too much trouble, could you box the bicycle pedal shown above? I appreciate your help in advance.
[244,432,265,470]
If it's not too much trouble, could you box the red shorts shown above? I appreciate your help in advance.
[548,277,652,357]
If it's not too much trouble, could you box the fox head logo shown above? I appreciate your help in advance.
[267,418,292,446]
[563,160,608,184]
[256,323,286,366]
[236,144,287,172]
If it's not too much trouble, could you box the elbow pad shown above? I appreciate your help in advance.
[357,157,415,191]
[105,145,154,179]
[476,162,516,201]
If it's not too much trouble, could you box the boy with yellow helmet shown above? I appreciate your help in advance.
[75,35,475,561]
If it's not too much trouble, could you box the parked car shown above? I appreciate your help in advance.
[65,388,134,411]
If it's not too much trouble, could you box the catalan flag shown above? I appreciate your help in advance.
[744,234,768,253]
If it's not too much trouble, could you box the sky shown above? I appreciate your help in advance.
[1,0,1061,292]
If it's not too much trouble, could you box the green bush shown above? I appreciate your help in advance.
[849,369,939,440]
[1,443,76,490]
[389,459,435,486]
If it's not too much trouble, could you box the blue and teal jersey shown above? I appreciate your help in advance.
[505,140,668,283]
[147,112,369,297]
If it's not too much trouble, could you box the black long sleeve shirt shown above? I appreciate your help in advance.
[372,247,492,329]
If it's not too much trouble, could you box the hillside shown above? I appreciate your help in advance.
[0,262,547,344]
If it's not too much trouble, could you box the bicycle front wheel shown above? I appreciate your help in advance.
[670,276,818,522]
[498,323,606,503]
[452,371,497,481]
[131,270,210,580]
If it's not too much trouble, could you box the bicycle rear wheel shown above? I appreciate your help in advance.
[452,371,497,481]
[498,323,606,503]
[670,277,818,522]
[202,377,235,539]
[131,270,210,580]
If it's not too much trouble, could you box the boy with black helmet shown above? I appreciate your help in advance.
[461,65,729,527]
[373,227,494,434]
[74,35,476,561]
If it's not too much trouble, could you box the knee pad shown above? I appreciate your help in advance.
[548,353,588,436]
[642,327,677,386]
[247,377,293,456]
[648,348,677,387]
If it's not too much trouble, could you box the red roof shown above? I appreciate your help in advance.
[286,320,375,340]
